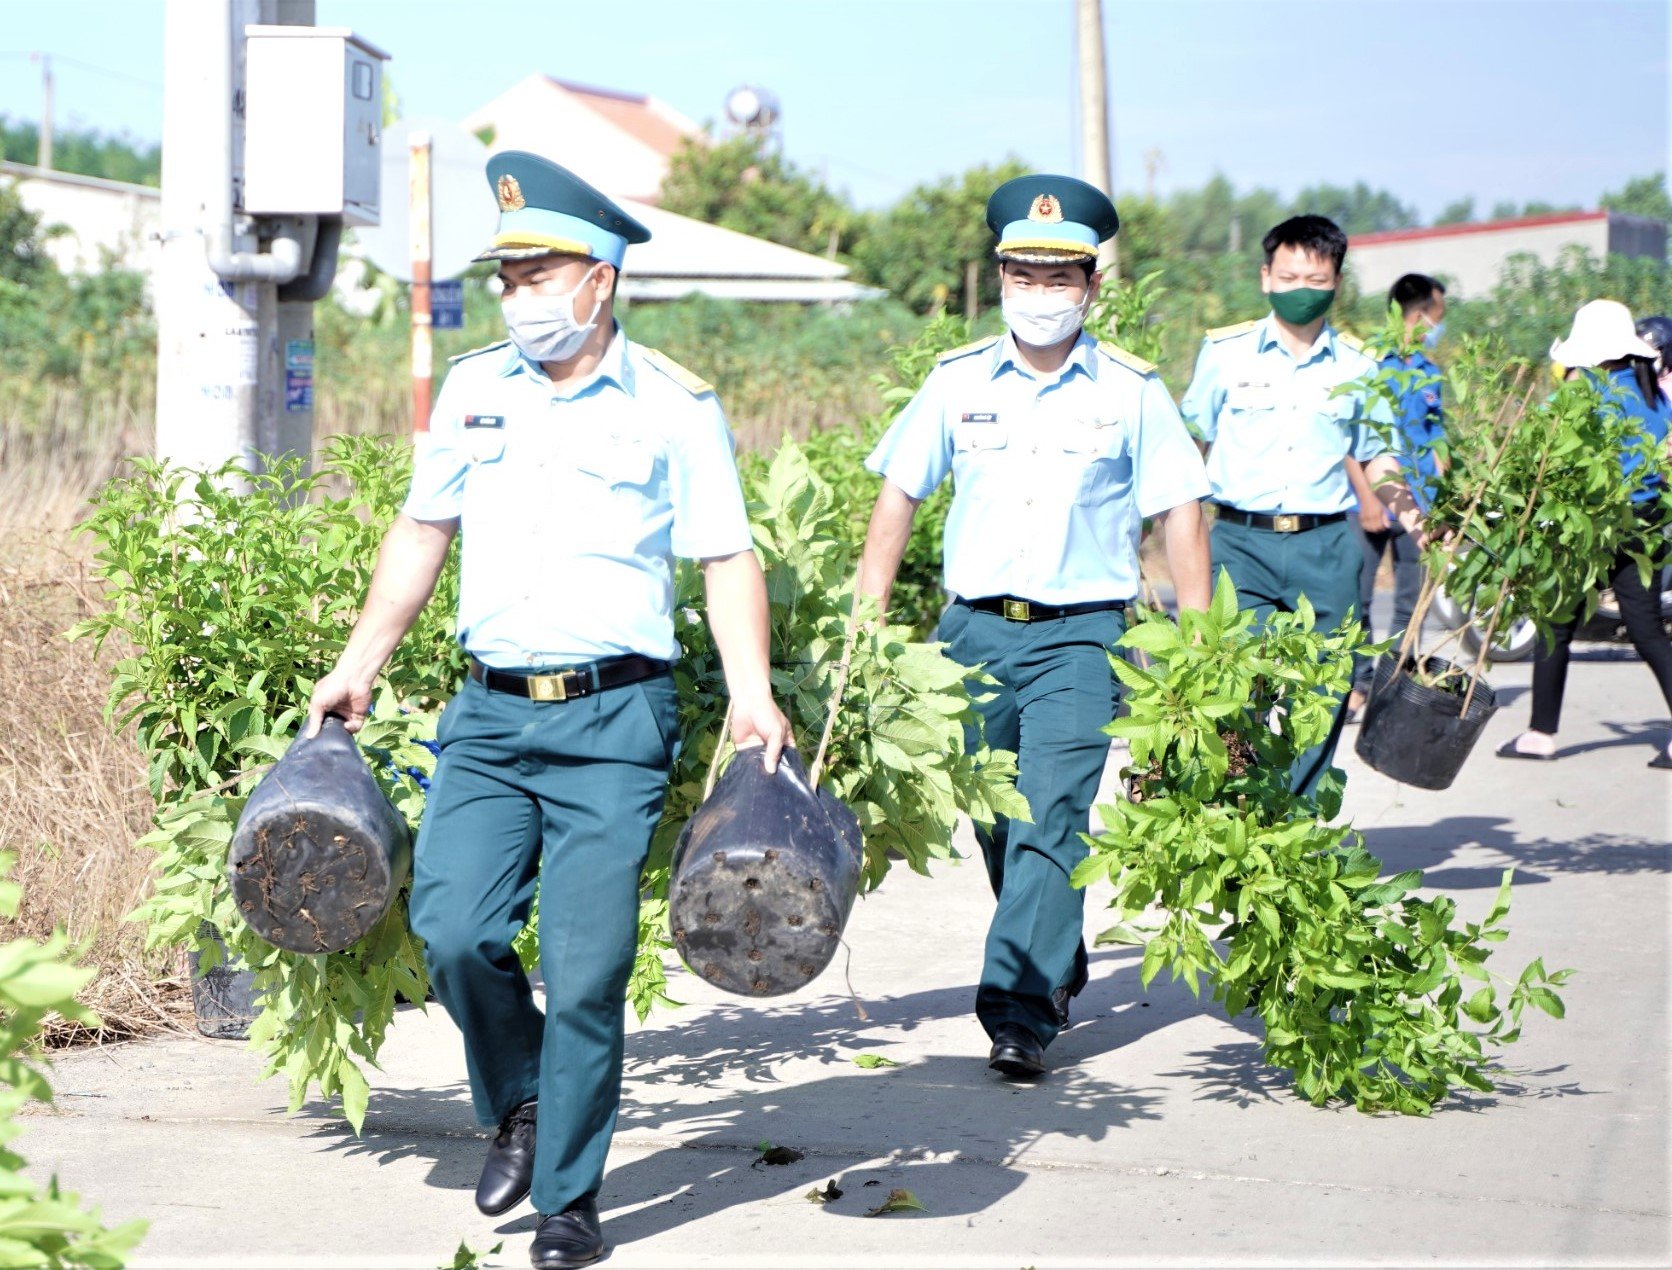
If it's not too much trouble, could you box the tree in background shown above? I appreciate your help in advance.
[0,179,54,287]
[0,115,160,187]
[1600,171,1672,226]
[1433,197,1476,226]
[847,159,1031,316]
[660,133,859,261]
[1289,180,1419,235]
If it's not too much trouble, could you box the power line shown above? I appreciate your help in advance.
[0,50,160,91]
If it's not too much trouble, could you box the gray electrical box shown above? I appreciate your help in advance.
[242,27,389,226]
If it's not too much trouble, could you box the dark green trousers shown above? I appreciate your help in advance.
[935,602,1124,1047]
[1210,517,1360,796]
[408,673,679,1215]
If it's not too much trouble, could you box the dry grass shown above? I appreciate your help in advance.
[0,547,195,1045]
[0,389,197,1046]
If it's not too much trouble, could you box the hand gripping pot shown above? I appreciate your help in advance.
[668,746,863,997]
[227,717,412,954]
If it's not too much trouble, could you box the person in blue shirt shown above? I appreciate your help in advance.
[306,152,790,1269]
[1497,299,1672,769]
[1181,215,1422,796]
[1347,273,1447,718]
[857,175,1212,1081]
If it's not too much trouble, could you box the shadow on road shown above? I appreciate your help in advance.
[1161,1038,1591,1115]
[286,959,1180,1243]
[1362,814,1665,889]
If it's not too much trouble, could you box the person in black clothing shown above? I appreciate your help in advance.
[1497,301,1672,769]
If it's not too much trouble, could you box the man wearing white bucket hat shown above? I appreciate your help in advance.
[1497,299,1672,768]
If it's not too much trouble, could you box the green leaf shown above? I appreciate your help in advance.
[851,1053,901,1069]
[865,1188,927,1217]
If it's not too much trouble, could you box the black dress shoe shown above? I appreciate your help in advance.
[531,1197,604,1269]
[988,1022,1046,1079]
[475,1098,537,1216]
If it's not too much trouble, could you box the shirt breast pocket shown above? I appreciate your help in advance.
[951,421,1009,490]
[575,437,655,490]
[465,427,508,466]
[1064,421,1131,506]
[1224,385,1276,418]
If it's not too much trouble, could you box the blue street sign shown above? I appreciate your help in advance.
[431,279,464,330]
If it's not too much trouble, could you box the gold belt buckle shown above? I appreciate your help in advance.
[1002,598,1032,622]
[1272,513,1301,533]
[525,670,579,702]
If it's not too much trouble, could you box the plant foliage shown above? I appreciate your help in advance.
[1074,575,1569,1114]
[0,854,148,1267]
[74,430,1022,1131]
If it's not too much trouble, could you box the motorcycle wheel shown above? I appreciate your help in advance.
[1458,613,1539,663]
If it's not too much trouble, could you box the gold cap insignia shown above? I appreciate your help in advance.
[1028,193,1063,223]
[496,175,526,212]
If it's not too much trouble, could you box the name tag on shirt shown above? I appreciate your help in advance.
[464,414,505,429]
[961,412,999,424]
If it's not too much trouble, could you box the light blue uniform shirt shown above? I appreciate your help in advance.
[1180,315,1390,514]
[403,329,753,668]
[866,332,1210,604]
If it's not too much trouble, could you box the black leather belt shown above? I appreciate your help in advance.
[1212,503,1347,534]
[469,655,670,702]
[959,596,1126,623]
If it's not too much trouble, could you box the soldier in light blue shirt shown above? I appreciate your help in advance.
[1180,214,1422,797]
[306,152,788,1270]
[859,174,1211,1081]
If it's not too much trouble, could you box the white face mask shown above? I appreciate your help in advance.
[501,264,602,363]
[1002,288,1089,348]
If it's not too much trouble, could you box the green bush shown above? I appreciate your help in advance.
[1075,577,1568,1114]
[75,434,1023,1130]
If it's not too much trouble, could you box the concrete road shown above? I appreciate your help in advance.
[22,645,1670,1268]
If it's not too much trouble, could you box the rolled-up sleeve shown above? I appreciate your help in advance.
[1179,339,1224,443]
[1133,374,1213,517]
[667,395,753,560]
[865,370,953,500]
[402,372,469,523]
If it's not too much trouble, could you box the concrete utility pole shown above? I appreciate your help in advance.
[1075,0,1116,278]
[30,53,52,170]
[155,0,340,478]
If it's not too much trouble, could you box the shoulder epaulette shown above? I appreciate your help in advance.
[448,338,511,364]
[1096,341,1157,376]
[1205,320,1258,343]
[1337,331,1366,353]
[936,335,1001,364]
[640,347,715,396]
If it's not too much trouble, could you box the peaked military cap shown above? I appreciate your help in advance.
[474,151,651,268]
[986,174,1119,263]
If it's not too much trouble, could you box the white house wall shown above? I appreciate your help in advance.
[1349,218,1613,300]
[3,164,161,277]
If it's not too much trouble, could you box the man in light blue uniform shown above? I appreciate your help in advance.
[858,175,1211,1080]
[307,152,788,1269]
[1181,215,1420,796]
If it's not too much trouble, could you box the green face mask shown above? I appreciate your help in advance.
[1268,286,1336,325]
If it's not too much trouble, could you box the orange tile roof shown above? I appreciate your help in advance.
[550,77,693,160]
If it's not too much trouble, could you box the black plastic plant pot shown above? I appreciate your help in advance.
[227,717,412,954]
[1355,654,1498,791]
[668,746,863,997]
[188,923,257,1040]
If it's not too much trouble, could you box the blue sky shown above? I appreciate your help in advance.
[0,0,1666,218]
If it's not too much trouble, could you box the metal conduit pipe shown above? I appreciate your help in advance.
[278,215,341,303]
[203,0,309,285]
